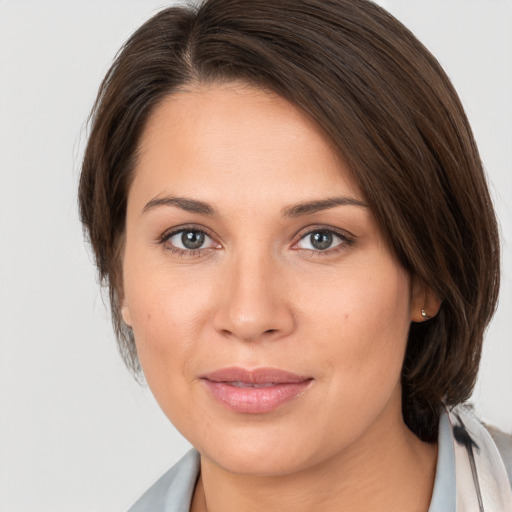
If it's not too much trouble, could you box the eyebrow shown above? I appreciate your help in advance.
[142,196,218,216]
[142,194,367,217]
[282,196,368,217]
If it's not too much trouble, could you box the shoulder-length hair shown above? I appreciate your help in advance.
[79,0,500,442]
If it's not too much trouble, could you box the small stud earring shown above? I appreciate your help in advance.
[421,309,430,320]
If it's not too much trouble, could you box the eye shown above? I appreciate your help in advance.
[296,229,347,251]
[163,228,217,252]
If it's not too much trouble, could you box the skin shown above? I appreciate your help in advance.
[121,82,439,512]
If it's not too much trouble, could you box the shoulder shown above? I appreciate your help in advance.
[486,424,512,488]
[448,404,512,489]
[127,449,200,512]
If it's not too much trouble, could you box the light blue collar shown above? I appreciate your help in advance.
[428,407,456,511]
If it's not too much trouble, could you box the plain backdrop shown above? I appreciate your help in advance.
[0,1,511,511]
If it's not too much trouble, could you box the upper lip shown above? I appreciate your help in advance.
[200,367,312,384]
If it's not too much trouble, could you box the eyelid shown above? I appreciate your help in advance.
[158,224,217,244]
[157,224,222,257]
[156,223,354,256]
[168,231,216,250]
[292,225,355,251]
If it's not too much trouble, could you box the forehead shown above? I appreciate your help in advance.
[131,82,361,208]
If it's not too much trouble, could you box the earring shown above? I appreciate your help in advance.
[421,309,430,320]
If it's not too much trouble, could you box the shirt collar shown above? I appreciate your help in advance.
[428,407,456,512]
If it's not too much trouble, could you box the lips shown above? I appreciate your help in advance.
[200,367,313,414]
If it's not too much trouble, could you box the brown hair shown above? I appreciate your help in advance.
[79,0,500,442]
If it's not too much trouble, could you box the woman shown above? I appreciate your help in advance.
[79,0,511,510]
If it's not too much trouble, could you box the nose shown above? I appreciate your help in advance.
[213,250,295,342]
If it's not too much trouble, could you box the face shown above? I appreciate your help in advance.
[122,82,425,476]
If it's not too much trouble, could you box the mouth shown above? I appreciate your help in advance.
[200,367,313,414]
[229,381,282,388]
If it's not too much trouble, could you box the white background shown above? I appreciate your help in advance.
[0,1,510,511]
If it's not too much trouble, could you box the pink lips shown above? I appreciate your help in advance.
[200,367,312,414]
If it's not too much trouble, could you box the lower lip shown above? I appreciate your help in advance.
[202,380,312,414]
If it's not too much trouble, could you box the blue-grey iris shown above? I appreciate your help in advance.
[182,230,205,249]
[311,231,333,250]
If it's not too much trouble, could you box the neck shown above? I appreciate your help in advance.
[191,407,437,512]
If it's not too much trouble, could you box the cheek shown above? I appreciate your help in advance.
[338,268,409,359]
[301,261,411,412]
[122,252,215,383]
[123,269,215,430]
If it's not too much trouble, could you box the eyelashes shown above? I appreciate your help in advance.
[296,229,349,252]
[157,225,219,258]
[157,225,355,259]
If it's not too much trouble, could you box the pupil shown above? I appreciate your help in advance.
[311,231,332,250]
[182,231,205,250]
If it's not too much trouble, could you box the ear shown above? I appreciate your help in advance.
[410,277,441,323]
[121,301,132,327]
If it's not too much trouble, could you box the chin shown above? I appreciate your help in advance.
[206,446,310,477]
[192,422,330,477]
